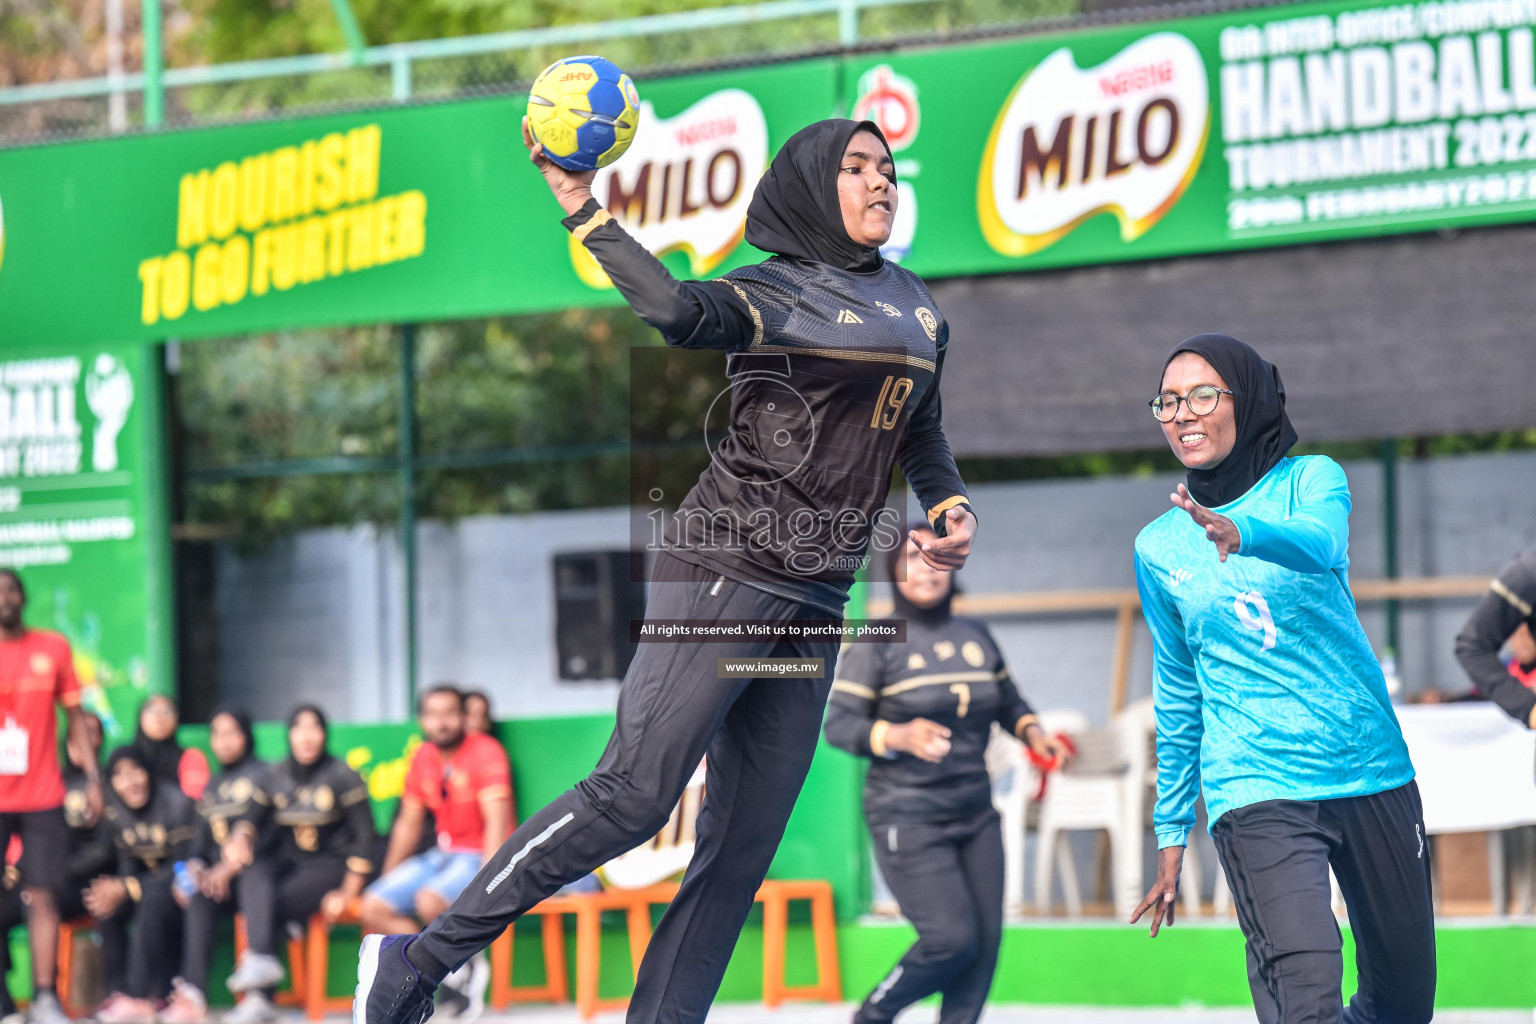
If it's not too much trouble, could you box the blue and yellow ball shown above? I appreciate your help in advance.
[526,56,641,172]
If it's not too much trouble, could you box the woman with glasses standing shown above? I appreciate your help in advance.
[1129,334,1434,1023]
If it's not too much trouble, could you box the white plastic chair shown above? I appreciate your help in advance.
[1033,709,1145,919]
[986,725,1029,917]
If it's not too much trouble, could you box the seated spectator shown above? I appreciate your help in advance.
[236,705,376,1022]
[87,747,198,1024]
[163,707,274,1024]
[463,691,493,737]
[360,685,512,1020]
[134,695,210,801]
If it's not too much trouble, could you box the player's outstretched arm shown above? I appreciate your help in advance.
[522,117,757,350]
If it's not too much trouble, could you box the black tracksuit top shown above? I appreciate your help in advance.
[564,199,971,615]
[268,758,377,877]
[824,613,1037,825]
[1455,547,1536,729]
[194,759,276,863]
[104,782,199,895]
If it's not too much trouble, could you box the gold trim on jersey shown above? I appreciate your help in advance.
[1013,713,1040,740]
[571,209,613,243]
[926,495,971,527]
[1492,577,1533,617]
[718,280,765,348]
[745,344,936,374]
[879,670,995,698]
[832,680,876,700]
[870,720,891,757]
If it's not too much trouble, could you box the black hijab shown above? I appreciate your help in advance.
[209,705,256,771]
[285,704,333,785]
[886,521,956,627]
[746,118,891,273]
[133,695,184,787]
[106,745,155,813]
[1163,334,1298,508]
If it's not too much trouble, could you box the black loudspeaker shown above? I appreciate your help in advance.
[553,550,647,681]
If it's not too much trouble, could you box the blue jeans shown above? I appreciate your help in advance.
[365,849,482,914]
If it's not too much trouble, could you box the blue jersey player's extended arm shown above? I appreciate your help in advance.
[1135,552,1203,850]
[1224,459,1351,575]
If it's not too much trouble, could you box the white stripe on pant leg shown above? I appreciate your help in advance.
[870,965,903,1005]
[484,812,576,894]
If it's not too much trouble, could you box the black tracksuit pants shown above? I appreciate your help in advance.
[238,852,348,957]
[1211,781,1436,1024]
[99,875,182,1000]
[855,807,1004,1024]
[412,552,838,1024]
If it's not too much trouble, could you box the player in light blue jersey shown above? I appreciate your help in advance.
[1128,335,1434,1024]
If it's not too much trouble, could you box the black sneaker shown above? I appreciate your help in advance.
[355,934,437,1024]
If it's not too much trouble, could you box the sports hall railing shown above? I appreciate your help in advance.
[0,0,1088,145]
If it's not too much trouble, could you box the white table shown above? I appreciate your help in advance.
[1395,702,1536,913]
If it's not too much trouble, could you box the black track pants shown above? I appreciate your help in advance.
[412,553,838,1024]
[1211,782,1436,1024]
[99,876,182,1000]
[854,808,1004,1024]
[239,853,348,957]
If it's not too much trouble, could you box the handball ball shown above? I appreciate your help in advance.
[526,55,641,172]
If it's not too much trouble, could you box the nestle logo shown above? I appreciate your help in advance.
[1099,60,1174,97]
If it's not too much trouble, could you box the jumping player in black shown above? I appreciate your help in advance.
[355,116,976,1024]
[826,525,1066,1024]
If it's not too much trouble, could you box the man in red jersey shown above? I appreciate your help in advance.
[0,569,103,1024]
[360,685,511,1022]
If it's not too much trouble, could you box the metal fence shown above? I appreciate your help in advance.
[0,0,1091,146]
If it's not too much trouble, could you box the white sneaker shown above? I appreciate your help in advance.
[225,952,285,994]
[24,993,70,1024]
[438,954,487,1024]
[219,994,276,1024]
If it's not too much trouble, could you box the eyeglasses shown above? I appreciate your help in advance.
[1149,385,1233,422]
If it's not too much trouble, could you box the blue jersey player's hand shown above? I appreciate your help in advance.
[1130,845,1184,937]
[1170,483,1241,562]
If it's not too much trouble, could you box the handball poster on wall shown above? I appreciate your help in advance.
[0,343,171,744]
[848,0,1536,275]
[0,60,837,347]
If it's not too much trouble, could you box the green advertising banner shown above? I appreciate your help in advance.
[850,0,1536,274]
[5,0,1536,339]
[0,344,170,744]
[0,60,837,347]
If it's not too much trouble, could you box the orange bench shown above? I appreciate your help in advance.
[235,899,364,1020]
[490,882,679,1019]
[56,917,97,1018]
[488,878,840,1018]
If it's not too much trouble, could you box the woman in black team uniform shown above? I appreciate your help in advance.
[88,746,200,1024]
[163,707,278,1024]
[1455,547,1536,734]
[248,706,375,989]
[357,116,976,1024]
[826,525,1066,1024]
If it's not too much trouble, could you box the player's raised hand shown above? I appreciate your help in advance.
[1131,845,1184,937]
[912,506,976,572]
[1170,483,1240,561]
[522,115,597,215]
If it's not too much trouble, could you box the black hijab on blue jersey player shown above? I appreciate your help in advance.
[746,118,891,272]
[1164,334,1299,509]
